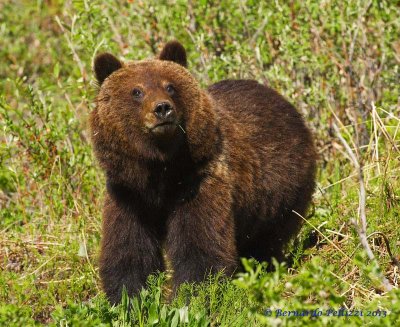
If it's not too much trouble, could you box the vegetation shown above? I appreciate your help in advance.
[1,0,399,325]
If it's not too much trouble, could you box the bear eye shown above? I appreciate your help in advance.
[166,84,175,95]
[132,88,143,98]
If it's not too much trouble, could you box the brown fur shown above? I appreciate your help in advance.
[90,41,316,304]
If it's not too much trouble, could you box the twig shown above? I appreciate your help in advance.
[55,16,87,82]
[333,122,393,292]
[367,232,400,270]
[18,255,57,280]
[103,4,126,53]
[338,232,400,273]
[292,210,351,260]
[372,102,400,153]
[178,124,186,134]
[317,185,335,213]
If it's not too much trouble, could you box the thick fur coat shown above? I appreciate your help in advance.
[90,41,316,303]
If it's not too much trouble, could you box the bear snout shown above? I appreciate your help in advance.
[154,101,174,120]
[144,101,179,136]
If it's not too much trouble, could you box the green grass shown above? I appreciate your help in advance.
[1,0,399,325]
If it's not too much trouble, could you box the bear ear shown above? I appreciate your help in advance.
[94,53,123,85]
[159,41,187,67]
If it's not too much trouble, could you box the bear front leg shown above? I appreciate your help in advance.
[99,195,164,304]
[166,176,237,293]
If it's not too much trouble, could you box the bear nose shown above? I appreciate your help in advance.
[154,102,173,119]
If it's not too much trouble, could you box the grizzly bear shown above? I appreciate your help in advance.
[90,41,316,304]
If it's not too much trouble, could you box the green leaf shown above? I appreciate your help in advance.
[148,302,159,325]
[170,309,180,327]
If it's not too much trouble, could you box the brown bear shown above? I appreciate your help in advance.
[90,41,316,304]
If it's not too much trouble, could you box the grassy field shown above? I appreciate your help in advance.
[1,0,399,325]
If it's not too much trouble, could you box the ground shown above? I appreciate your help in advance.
[0,0,399,326]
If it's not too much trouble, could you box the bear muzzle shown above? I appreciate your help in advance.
[149,101,179,136]
[154,101,174,120]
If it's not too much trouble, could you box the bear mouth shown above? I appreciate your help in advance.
[153,121,176,128]
[150,121,177,135]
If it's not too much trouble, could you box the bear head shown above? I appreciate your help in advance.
[91,41,219,166]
